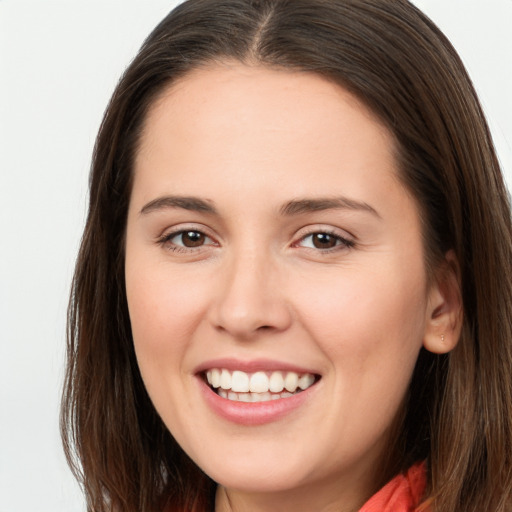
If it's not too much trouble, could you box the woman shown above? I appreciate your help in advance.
[61,1,512,511]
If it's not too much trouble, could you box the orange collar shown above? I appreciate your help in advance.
[359,462,427,512]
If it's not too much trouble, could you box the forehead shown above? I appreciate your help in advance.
[142,63,392,145]
[134,63,399,193]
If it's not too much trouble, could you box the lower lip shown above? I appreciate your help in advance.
[198,378,318,426]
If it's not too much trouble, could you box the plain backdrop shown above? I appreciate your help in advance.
[0,1,510,511]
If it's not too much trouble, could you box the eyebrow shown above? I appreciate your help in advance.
[139,194,380,218]
[280,197,380,218]
[140,196,217,215]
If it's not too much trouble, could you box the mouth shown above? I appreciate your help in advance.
[203,368,320,403]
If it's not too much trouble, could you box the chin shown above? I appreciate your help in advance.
[208,464,310,494]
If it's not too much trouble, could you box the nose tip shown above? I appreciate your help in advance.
[209,256,292,340]
[214,311,278,339]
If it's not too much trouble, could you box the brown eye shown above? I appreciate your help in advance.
[297,231,354,251]
[180,231,206,247]
[161,229,213,250]
[311,233,337,249]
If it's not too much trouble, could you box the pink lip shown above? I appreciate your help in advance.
[194,359,321,426]
[194,357,319,375]
[198,379,318,426]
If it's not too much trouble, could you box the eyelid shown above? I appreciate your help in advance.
[155,223,355,253]
[156,224,219,251]
[292,225,356,251]
[295,224,356,240]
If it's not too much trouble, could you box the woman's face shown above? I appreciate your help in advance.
[125,64,437,508]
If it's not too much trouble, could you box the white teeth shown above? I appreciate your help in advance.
[205,368,317,399]
[298,373,315,390]
[249,371,269,393]
[217,390,295,402]
[258,392,272,402]
[231,370,250,392]
[284,372,299,392]
[269,371,285,393]
[220,369,231,390]
[211,368,221,388]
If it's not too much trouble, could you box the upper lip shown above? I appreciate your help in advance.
[194,357,320,376]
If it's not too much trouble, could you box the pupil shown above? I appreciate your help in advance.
[313,233,336,249]
[183,231,205,247]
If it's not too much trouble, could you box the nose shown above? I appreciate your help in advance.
[208,248,292,340]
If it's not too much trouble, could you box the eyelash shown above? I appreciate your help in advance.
[295,230,355,253]
[157,229,217,253]
[157,227,355,254]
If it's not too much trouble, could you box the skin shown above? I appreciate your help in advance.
[125,63,460,512]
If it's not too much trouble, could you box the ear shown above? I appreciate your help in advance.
[423,250,463,354]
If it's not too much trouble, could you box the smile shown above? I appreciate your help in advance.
[205,369,317,402]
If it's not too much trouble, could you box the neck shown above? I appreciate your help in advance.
[214,469,377,512]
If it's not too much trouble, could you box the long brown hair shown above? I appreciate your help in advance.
[61,1,512,511]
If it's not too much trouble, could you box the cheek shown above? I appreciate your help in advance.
[291,266,427,450]
[125,258,209,376]
[125,262,213,444]
[296,261,425,338]
[291,261,427,400]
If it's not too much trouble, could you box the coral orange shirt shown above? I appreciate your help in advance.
[359,462,427,512]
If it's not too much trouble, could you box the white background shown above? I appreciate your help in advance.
[0,1,510,511]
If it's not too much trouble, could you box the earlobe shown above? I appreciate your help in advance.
[423,250,463,354]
